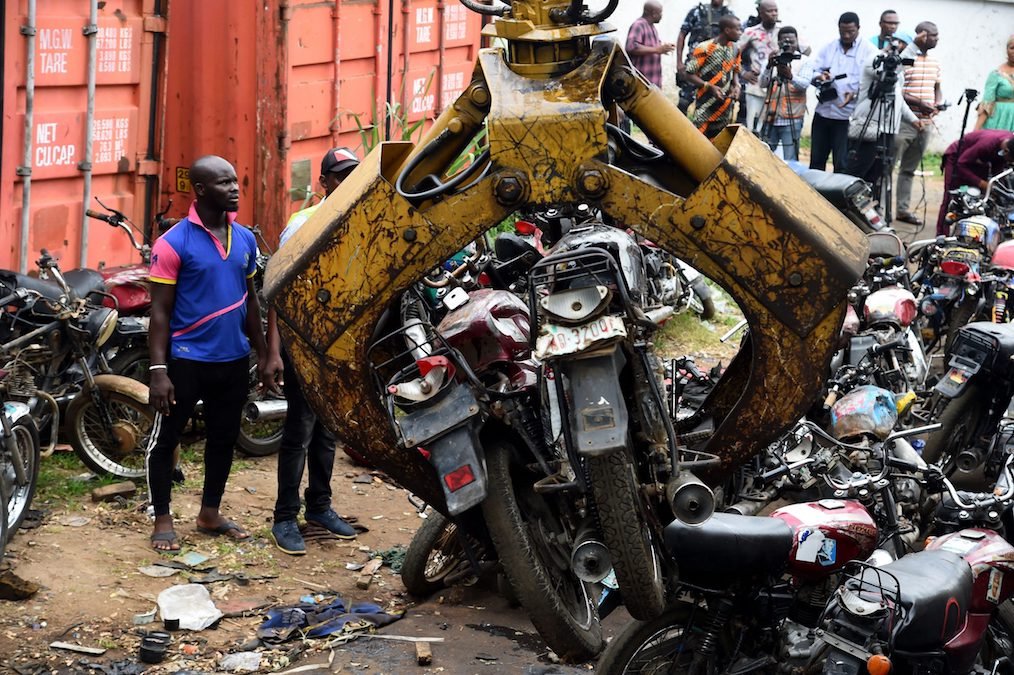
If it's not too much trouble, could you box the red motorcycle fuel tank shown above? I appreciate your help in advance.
[99,264,151,315]
[863,286,917,328]
[926,529,1014,671]
[992,240,1014,272]
[437,289,531,372]
[769,499,877,581]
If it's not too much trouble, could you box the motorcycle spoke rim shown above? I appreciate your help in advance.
[3,424,36,531]
[78,398,151,472]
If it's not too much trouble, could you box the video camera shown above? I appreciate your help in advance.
[772,39,802,67]
[815,73,847,103]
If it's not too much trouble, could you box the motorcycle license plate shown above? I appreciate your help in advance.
[535,315,627,359]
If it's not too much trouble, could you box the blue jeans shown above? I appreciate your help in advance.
[766,119,803,161]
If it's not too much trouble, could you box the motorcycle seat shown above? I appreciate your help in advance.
[852,550,972,651]
[62,268,107,301]
[794,169,864,212]
[663,512,793,581]
[960,321,1014,362]
[1,269,105,303]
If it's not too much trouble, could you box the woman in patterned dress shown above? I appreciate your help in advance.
[976,35,1014,132]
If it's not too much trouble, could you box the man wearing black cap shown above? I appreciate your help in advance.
[268,147,360,555]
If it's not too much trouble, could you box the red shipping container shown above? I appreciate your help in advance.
[1,0,482,272]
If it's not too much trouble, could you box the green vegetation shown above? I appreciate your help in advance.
[36,452,123,503]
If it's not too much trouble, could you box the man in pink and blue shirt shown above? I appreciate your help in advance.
[145,154,277,551]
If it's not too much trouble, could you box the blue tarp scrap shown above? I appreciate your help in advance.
[257,596,404,644]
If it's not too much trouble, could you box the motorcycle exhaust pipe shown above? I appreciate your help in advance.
[666,471,715,525]
[243,399,288,422]
[724,486,779,517]
[955,446,986,473]
[644,306,674,326]
[570,527,613,584]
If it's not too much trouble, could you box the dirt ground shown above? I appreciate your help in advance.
[0,448,636,674]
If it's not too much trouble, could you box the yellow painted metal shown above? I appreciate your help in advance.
[264,38,869,507]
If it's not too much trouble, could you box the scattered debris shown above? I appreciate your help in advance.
[179,551,211,568]
[353,474,373,484]
[56,515,91,527]
[49,641,106,655]
[157,583,223,630]
[90,481,137,503]
[416,641,433,666]
[345,562,365,571]
[0,570,40,600]
[259,595,402,644]
[476,652,499,662]
[138,565,179,578]
[19,508,48,529]
[356,558,384,590]
[133,608,158,625]
[372,545,407,573]
[219,650,262,672]
[217,596,272,618]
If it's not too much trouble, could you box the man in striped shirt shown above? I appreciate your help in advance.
[894,22,942,226]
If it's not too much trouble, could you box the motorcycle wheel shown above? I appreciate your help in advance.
[690,278,717,321]
[236,361,284,457]
[481,440,603,662]
[921,384,984,469]
[401,511,481,596]
[65,389,153,479]
[980,603,1014,668]
[109,347,150,385]
[944,298,976,353]
[1,417,40,543]
[0,481,8,560]
[586,451,666,620]
[596,600,729,675]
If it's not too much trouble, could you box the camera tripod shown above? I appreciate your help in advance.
[847,60,900,224]
[758,62,801,160]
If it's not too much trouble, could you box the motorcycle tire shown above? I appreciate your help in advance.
[0,481,8,561]
[586,451,666,620]
[481,439,603,662]
[944,298,976,354]
[690,278,717,321]
[921,384,984,469]
[596,600,730,675]
[401,511,480,597]
[109,347,151,385]
[65,388,153,479]
[1,416,40,543]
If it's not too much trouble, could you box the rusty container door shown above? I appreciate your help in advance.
[0,0,167,272]
[160,0,482,247]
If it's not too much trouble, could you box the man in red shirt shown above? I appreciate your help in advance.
[625,1,674,89]
[936,129,1014,234]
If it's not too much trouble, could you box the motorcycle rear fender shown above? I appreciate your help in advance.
[84,373,150,406]
[2,400,32,425]
[425,423,488,517]
[557,346,629,457]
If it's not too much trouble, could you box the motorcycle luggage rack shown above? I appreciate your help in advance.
[527,247,641,337]
[825,560,905,648]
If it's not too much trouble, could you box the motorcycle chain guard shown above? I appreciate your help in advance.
[264,39,868,511]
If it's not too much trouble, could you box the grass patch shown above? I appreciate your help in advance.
[653,285,744,365]
[36,452,124,504]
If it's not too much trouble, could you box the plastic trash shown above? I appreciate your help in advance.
[157,584,223,630]
[219,651,262,672]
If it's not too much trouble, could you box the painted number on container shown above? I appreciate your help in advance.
[35,122,76,168]
[442,72,466,104]
[97,26,134,74]
[444,4,469,41]
[415,7,434,44]
[176,168,191,193]
[92,117,130,165]
[38,27,72,74]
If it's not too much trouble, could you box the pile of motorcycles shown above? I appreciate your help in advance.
[376,167,1014,674]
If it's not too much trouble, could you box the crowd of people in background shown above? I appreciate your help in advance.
[624,1,1014,231]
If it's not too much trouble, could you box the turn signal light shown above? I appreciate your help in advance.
[867,654,892,675]
[444,464,476,492]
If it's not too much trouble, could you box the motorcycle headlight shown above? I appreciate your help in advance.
[539,285,610,324]
[86,307,119,347]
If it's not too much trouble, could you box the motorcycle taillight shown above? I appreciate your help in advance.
[940,260,970,276]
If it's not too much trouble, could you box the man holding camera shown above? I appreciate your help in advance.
[894,22,942,226]
[737,0,780,134]
[759,26,807,160]
[805,12,873,173]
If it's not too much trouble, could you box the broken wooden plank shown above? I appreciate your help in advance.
[356,558,384,590]
[415,641,432,666]
[90,481,137,502]
[50,641,107,655]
